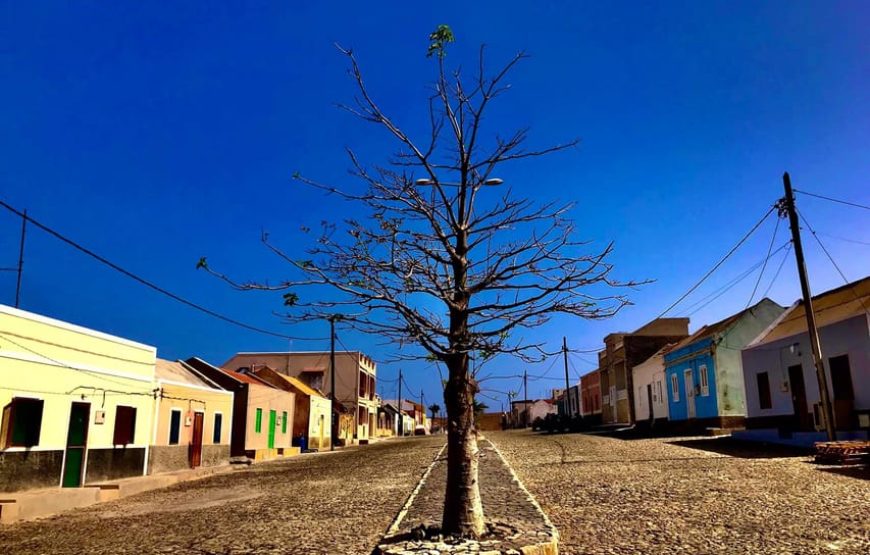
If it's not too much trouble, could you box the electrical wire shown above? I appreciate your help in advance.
[761,243,792,299]
[656,204,776,318]
[797,210,870,316]
[0,199,324,341]
[793,189,870,211]
[746,216,782,308]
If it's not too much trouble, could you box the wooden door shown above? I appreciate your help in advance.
[684,370,695,419]
[788,365,812,431]
[646,384,654,422]
[268,410,277,449]
[62,402,90,488]
[189,412,204,468]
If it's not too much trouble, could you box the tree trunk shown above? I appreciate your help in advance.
[441,356,486,538]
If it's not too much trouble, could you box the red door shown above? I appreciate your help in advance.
[189,412,204,468]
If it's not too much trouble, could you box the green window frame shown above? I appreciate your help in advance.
[255,408,263,433]
[282,411,288,434]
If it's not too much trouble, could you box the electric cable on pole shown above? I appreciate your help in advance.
[562,337,572,417]
[397,368,403,437]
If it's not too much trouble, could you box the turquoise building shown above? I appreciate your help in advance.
[664,298,785,429]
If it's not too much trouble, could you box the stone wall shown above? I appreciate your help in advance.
[84,447,145,483]
[148,444,230,474]
[0,450,63,493]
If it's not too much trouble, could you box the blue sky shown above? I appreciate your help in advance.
[2,2,868,407]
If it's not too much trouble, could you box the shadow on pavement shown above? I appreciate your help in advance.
[814,465,870,480]
[668,437,811,459]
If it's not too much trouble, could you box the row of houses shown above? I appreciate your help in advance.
[561,277,869,444]
[0,303,425,495]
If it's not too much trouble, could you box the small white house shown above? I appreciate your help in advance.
[632,344,673,425]
[737,277,869,446]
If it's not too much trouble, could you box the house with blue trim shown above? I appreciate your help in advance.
[664,298,785,431]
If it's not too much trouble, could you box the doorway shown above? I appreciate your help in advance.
[684,370,696,419]
[189,411,204,468]
[62,402,90,488]
[646,384,654,423]
[788,364,812,431]
[268,410,277,449]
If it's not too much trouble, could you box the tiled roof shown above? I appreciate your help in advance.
[670,299,774,352]
[223,369,272,386]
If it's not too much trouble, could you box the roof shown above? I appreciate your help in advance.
[155,358,222,389]
[256,368,324,398]
[223,368,273,387]
[669,299,777,353]
[750,276,870,347]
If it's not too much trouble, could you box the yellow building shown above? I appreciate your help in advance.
[148,359,234,474]
[0,304,157,493]
[250,366,332,451]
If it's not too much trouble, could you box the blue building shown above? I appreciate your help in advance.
[664,298,785,430]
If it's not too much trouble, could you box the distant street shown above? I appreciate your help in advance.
[0,437,443,555]
[490,430,870,555]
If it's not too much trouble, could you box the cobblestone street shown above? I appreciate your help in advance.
[0,437,443,555]
[489,430,870,555]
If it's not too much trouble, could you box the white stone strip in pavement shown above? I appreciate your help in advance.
[484,437,561,546]
[385,441,447,537]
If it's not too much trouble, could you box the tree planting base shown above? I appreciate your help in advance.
[374,438,559,555]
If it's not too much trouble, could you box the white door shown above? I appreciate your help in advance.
[684,369,695,419]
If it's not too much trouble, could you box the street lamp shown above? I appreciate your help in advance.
[415,177,504,187]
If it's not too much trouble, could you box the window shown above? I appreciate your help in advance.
[113,406,137,445]
[282,411,288,434]
[656,380,663,404]
[168,409,182,445]
[213,413,223,444]
[829,355,855,401]
[1,397,44,448]
[699,365,709,397]
[255,408,263,433]
[757,372,772,410]
[670,374,680,402]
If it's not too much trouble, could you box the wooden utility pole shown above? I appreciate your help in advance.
[562,336,571,417]
[15,210,27,308]
[329,315,337,451]
[523,369,529,427]
[397,368,403,437]
[782,172,836,441]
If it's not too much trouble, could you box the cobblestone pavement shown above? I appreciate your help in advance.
[488,430,870,555]
[0,437,444,555]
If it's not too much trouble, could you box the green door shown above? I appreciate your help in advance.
[62,402,90,488]
[268,410,277,449]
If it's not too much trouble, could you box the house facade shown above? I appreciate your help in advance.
[631,345,672,427]
[739,278,869,443]
[223,351,378,443]
[599,318,689,425]
[511,399,557,426]
[664,299,785,430]
[580,369,601,420]
[149,359,233,474]
[0,304,157,493]
[185,358,295,461]
[251,365,332,451]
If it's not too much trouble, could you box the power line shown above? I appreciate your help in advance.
[761,243,792,299]
[746,216,782,308]
[656,204,776,318]
[815,232,870,247]
[793,189,870,211]
[797,209,870,316]
[0,199,324,341]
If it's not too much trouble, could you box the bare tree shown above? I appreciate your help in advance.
[200,25,640,538]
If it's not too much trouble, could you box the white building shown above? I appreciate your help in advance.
[632,344,673,425]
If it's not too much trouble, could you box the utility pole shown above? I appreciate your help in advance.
[523,369,529,427]
[15,210,27,308]
[421,388,425,430]
[329,315,337,451]
[782,172,836,441]
[397,368,403,437]
[562,336,572,417]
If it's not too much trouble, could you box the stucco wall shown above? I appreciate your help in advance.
[0,305,157,492]
[742,314,870,420]
[244,383,294,451]
[632,355,669,421]
[307,395,331,449]
[148,444,229,474]
[153,383,234,446]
